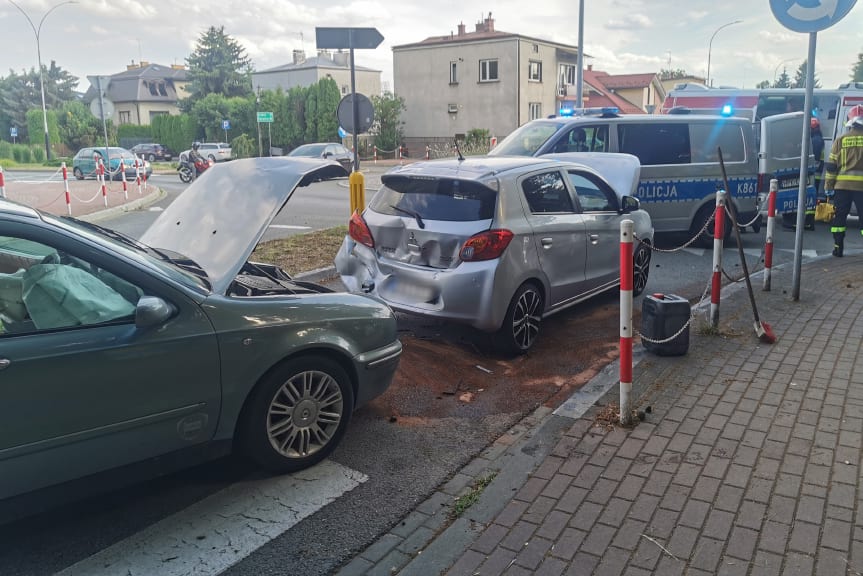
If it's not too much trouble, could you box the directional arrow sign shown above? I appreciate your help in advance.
[770,0,857,33]
[315,27,384,50]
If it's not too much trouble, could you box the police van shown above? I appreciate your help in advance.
[489,109,776,247]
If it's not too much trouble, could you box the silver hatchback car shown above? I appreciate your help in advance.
[335,153,654,355]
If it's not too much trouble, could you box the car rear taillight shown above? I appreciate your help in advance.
[349,211,374,248]
[460,229,514,262]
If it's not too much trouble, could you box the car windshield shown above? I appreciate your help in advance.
[488,122,562,156]
[371,176,497,221]
[289,144,326,157]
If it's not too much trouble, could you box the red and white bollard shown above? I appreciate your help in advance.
[619,219,634,426]
[99,159,108,207]
[61,162,72,215]
[373,146,377,164]
[710,190,727,329]
[399,145,404,164]
[0,165,5,198]
[763,179,778,291]
[134,157,142,195]
[425,145,430,160]
[141,159,148,191]
[120,161,128,200]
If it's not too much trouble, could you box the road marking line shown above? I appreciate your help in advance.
[55,460,366,576]
[268,224,312,230]
[554,350,646,420]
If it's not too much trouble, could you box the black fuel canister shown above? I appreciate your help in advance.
[641,293,690,356]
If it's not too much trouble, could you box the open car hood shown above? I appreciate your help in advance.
[543,152,642,198]
[140,157,346,294]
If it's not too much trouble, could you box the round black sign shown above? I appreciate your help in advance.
[337,93,375,134]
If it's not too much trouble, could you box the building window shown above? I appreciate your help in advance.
[559,64,576,86]
[529,102,542,120]
[532,44,539,53]
[450,61,459,84]
[528,61,542,82]
[479,59,499,82]
[147,82,158,96]
[157,83,167,97]
[119,111,131,124]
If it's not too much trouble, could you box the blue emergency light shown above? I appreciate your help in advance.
[721,104,733,116]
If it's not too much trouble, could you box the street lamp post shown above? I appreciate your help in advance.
[773,58,797,85]
[7,0,76,161]
[706,19,743,87]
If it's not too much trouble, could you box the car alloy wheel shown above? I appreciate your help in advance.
[495,283,544,355]
[241,356,353,473]
[148,153,156,162]
[73,167,84,180]
[208,154,216,162]
[633,242,651,297]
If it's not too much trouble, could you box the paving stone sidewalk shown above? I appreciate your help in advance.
[343,255,863,575]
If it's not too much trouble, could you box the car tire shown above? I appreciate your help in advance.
[633,242,651,297]
[148,153,156,162]
[73,167,84,180]
[494,282,544,356]
[208,154,216,162]
[691,204,729,249]
[239,356,354,473]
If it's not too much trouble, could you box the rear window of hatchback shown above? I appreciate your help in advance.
[372,176,497,221]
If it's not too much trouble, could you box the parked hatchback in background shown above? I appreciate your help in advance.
[335,153,653,355]
[130,143,173,162]
[198,142,232,162]
[0,157,400,510]
[288,143,354,171]
[71,147,152,181]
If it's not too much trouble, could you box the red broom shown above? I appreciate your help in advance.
[718,148,777,344]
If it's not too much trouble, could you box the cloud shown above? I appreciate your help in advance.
[606,13,652,30]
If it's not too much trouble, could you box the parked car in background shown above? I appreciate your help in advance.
[130,143,173,162]
[0,156,401,507]
[71,147,152,181]
[335,153,653,355]
[198,142,232,162]
[287,143,354,171]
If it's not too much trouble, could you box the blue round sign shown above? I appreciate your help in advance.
[770,0,858,33]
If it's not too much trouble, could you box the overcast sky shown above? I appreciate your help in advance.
[1,0,860,95]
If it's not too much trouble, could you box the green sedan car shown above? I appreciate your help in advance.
[0,157,401,505]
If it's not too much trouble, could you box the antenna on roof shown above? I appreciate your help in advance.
[454,139,465,161]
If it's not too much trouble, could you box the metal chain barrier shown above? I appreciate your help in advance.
[636,272,714,345]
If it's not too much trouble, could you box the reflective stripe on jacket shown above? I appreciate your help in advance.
[824,127,863,192]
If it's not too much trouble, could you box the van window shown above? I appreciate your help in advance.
[690,123,745,163]
[618,123,690,165]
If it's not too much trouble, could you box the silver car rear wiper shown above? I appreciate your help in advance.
[390,205,425,229]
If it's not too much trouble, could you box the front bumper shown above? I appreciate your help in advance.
[352,339,403,407]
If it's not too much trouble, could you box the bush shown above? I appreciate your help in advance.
[0,141,12,161]
[31,147,45,163]
[231,134,255,159]
[12,145,32,164]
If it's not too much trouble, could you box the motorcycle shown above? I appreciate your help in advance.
[178,156,214,183]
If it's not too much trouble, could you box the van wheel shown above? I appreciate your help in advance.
[494,283,544,356]
[691,205,729,249]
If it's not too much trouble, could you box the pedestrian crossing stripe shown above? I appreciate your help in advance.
[55,461,366,576]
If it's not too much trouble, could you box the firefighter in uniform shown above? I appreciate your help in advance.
[824,105,863,257]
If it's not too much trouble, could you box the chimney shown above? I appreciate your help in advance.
[170,64,185,70]
[457,22,466,36]
[333,51,349,67]
[127,60,138,71]
[587,64,593,71]
[140,61,149,67]
[317,49,331,60]
[486,12,494,32]
[293,49,306,64]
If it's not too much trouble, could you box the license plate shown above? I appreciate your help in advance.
[779,175,812,189]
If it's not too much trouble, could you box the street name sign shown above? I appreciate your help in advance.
[256,112,274,123]
[315,27,384,49]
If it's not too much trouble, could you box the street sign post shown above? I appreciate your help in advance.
[769,0,858,300]
[222,119,230,142]
[10,127,17,144]
[316,26,384,172]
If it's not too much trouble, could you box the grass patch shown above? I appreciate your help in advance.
[252,225,348,274]
[451,471,498,519]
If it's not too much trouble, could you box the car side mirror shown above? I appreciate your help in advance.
[323,152,332,158]
[135,296,175,328]
[620,196,640,213]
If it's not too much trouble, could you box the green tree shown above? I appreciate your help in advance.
[191,93,230,141]
[0,62,78,145]
[304,83,319,143]
[755,80,771,89]
[184,26,253,109]
[314,78,340,142]
[370,92,405,152]
[851,50,863,82]
[792,60,821,89]
[57,100,104,150]
[659,68,689,80]
[774,68,792,88]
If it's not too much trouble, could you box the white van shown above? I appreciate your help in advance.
[489,112,767,247]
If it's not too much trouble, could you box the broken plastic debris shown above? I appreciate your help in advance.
[476,365,492,374]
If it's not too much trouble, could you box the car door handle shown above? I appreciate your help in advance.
[589,234,600,244]
[0,359,9,371]
[541,237,553,248]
